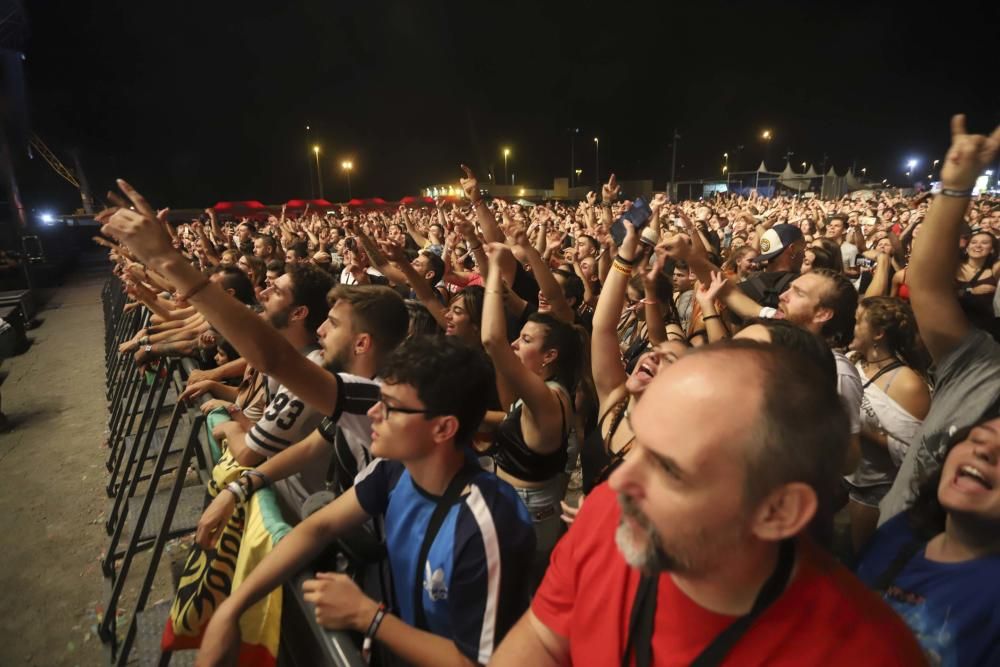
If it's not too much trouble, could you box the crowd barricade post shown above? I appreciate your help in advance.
[109,410,208,665]
[105,358,166,505]
[103,359,179,556]
[99,383,206,654]
[105,312,148,447]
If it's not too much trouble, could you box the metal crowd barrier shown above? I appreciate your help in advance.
[99,277,365,667]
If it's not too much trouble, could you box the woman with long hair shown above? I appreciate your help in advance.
[855,416,1000,666]
[956,230,999,338]
[721,245,758,282]
[481,242,582,587]
[571,224,688,520]
[845,297,931,552]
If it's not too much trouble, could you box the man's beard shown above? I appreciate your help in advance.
[267,305,291,330]
[615,493,683,575]
[322,346,352,374]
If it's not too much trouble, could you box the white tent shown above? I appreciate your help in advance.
[778,161,809,192]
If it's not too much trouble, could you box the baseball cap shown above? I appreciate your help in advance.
[756,224,804,263]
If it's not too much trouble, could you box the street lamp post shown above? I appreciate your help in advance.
[503,147,511,185]
[341,160,353,199]
[593,137,599,188]
[313,145,323,199]
[569,128,579,186]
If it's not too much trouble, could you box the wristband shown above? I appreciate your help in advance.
[639,298,658,306]
[225,481,247,505]
[615,253,638,266]
[939,188,973,198]
[703,314,721,322]
[362,603,387,661]
[611,260,632,276]
[139,335,150,345]
[242,469,272,491]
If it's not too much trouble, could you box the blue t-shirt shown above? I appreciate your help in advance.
[353,458,535,664]
[856,514,1000,667]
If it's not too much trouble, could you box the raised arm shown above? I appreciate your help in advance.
[99,180,343,415]
[400,206,430,249]
[591,223,639,404]
[909,115,1000,362]
[382,240,449,330]
[481,243,564,450]
[504,212,574,324]
[863,250,891,297]
[460,165,506,244]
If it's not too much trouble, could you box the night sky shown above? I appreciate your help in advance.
[18,0,1000,213]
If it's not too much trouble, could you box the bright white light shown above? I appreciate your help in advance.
[906,159,918,170]
[986,170,994,176]
[40,211,55,224]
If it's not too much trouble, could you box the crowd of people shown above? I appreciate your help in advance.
[98,115,1000,666]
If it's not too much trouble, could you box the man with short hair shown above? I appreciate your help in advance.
[209,263,335,466]
[198,337,535,667]
[666,232,864,474]
[253,234,277,260]
[739,223,804,309]
[825,213,860,276]
[264,259,284,288]
[491,343,925,666]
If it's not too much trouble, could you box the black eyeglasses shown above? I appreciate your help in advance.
[375,393,434,419]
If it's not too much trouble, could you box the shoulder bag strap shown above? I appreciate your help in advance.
[412,464,480,631]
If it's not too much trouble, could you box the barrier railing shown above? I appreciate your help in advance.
[100,277,365,667]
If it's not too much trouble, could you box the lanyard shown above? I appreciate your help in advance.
[621,539,796,667]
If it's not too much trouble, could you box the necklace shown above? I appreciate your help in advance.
[862,354,896,369]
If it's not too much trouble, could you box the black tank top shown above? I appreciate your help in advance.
[492,382,570,482]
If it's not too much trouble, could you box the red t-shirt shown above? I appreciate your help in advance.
[532,484,927,666]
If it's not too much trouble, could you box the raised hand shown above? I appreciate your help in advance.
[459,164,481,202]
[695,270,727,307]
[601,174,620,203]
[500,211,529,247]
[657,233,692,262]
[586,191,597,206]
[452,209,475,238]
[379,239,407,264]
[941,114,1000,190]
[650,192,669,213]
[643,248,666,288]
[98,180,176,267]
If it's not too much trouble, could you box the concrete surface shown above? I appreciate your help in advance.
[0,256,111,666]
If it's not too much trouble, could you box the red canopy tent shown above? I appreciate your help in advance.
[399,195,435,207]
[308,199,334,209]
[346,198,366,208]
[210,201,269,217]
[283,199,310,210]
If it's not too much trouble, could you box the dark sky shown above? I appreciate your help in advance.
[18,0,1000,213]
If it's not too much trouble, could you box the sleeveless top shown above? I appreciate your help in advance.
[492,381,571,482]
[844,363,924,489]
